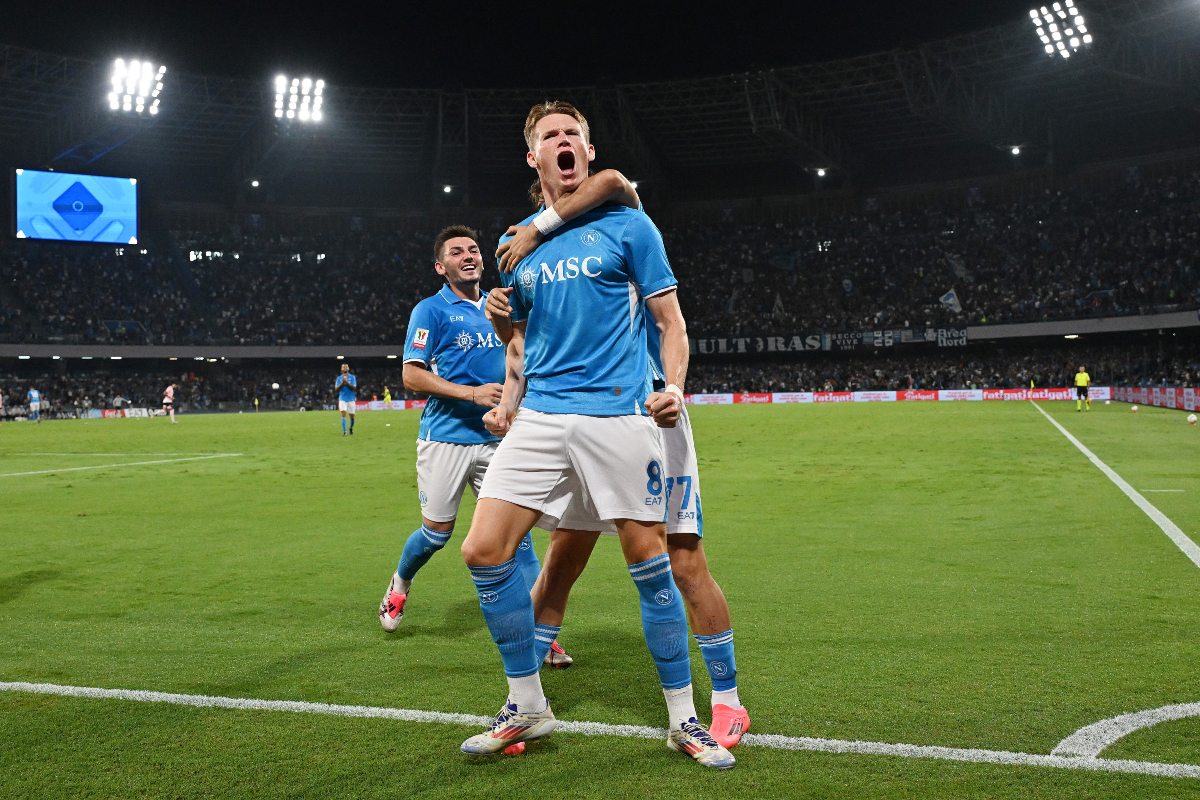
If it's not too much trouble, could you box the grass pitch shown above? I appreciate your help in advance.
[1,400,1199,799]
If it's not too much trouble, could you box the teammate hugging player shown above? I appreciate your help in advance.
[376,227,560,664]
[336,363,357,434]
[456,101,734,768]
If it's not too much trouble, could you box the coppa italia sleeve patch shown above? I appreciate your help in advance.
[412,328,429,349]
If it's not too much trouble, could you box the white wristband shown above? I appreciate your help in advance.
[664,384,685,406]
[533,206,564,235]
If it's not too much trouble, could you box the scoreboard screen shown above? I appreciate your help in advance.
[13,168,138,244]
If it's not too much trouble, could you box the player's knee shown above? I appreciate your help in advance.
[460,535,498,567]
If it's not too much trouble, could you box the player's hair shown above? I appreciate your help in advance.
[523,101,590,153]
[433,225,479,263]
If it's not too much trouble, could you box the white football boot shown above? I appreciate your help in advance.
[461,701,557,755]
[667,718,736,769]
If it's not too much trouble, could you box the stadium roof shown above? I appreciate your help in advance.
[2,0,1198,205]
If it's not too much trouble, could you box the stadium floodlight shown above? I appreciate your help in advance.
[251,180,260,187]
[1012,147,1021,155]
[1029,1,1092,59]
[816,168,827,177]
[111,59,166,114]
[274,74,324,122]
[443,185,452,193]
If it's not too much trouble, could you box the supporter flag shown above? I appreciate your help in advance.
[940,288,962,314]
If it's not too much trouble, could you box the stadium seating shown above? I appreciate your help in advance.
[2,173,1198,346]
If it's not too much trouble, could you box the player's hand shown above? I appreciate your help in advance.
[483,402,518,437]
[471,383,504,409]
[485,287,514,322]
[645,390,683,428]
[496,225,543,273]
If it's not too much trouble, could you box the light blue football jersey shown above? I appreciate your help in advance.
[500,204,677,416]
[403,285,505,444]
[27,389,40,403]
[335,373,357,403]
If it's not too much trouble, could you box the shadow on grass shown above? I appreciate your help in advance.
[0,569,59,605]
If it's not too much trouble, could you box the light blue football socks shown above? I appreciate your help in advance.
[628,553,693,690]
[397,525,453,582]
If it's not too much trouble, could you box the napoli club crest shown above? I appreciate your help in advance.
[518,264,537,290]
[581,229,602,247]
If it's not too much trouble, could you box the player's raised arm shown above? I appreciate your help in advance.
[645,288,688,428]
[496,169,641,272]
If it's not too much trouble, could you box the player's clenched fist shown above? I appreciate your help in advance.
[482,403,518,437]
[645,389,683,428]
[471,383,504,408]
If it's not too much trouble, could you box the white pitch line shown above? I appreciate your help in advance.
[1053,702,1200,758]
[1032,402,1200,570]
[2,681,1199,779]
[1,453,232,457]
[0,454,241,478]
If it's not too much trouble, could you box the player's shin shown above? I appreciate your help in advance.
[514,531,541,591]
[629,554,696,729]
[469,559,544,710]
[695,630,740,708]
[533,623,561,663]
[397,525,452,586]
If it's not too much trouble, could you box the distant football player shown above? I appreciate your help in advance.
[336,363,357,435]
[456,102,731,768]
[376,226,563,667]
[26,386,41,423]
[1075,366,1090,412]
[162,383,177,423]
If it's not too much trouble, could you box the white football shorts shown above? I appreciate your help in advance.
[478,408,667,531]
[28,401,40,412]
[416,439,497,523]
[338,400,357,413]
[557,407,702,537]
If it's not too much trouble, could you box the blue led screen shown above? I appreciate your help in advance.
[14,169,138,243]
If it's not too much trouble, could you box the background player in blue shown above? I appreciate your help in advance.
[26,387,41,423]
[489,173,751,749]
[457,102,732,768]
[335,363,357,435]
[376,226,556,662]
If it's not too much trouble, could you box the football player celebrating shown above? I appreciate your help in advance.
[376,227,562,665]
[456,102,732,768]
[488,172,750,750]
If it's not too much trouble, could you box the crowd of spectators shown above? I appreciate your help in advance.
[3,345,1195,419]
[672,172,1200,336]
[0,244,195,343]
[2,172,1199,345]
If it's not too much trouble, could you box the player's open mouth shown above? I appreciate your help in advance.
[557,150,576,175]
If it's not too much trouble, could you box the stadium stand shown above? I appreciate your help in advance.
[2,172,1198,346]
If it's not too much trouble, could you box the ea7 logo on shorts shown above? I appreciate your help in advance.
[711,661,729,677]
[654,589,673,606]
[478,591,499,604]
[412,328,429,350]
[581,229,602,247]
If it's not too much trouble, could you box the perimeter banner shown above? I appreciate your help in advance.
[682,387,1112,404]
[1113,386,1194,411]
[689,327,968,356]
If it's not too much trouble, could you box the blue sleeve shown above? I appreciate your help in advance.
[350,375,357,388]
[403,301,437,364]
[622,212,677,298]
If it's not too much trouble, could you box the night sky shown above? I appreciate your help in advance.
[7,1,1038,88]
